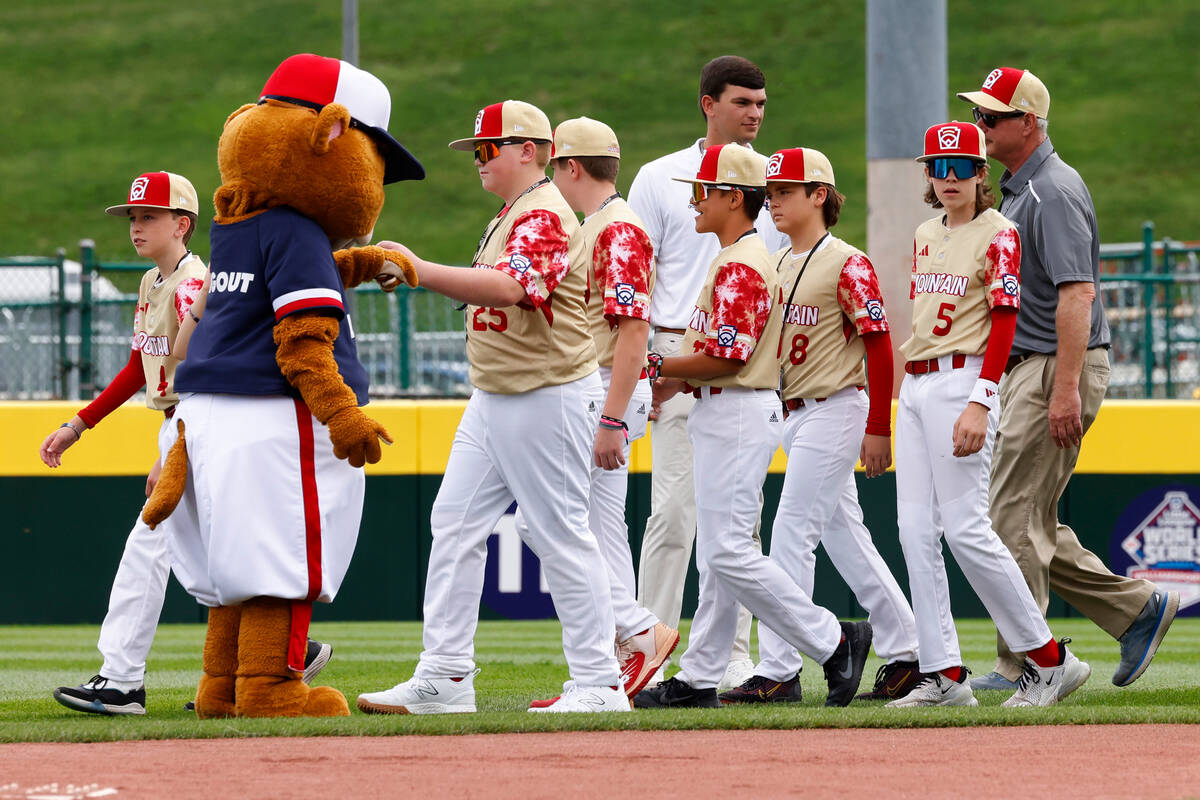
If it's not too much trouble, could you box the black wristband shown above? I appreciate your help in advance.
[60,421,82,440]
[599,414,627,431]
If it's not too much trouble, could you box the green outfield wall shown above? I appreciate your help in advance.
[4,400,1199,625]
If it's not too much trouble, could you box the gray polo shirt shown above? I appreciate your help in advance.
[998,138,1110,354]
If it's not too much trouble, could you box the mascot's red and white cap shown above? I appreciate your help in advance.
[765,147,836,188]
[917,121,987,163]
[105,171,200,216]
[260,53,424,184]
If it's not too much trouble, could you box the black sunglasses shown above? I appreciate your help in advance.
[473,138,530,164]
[972,107,1026,128]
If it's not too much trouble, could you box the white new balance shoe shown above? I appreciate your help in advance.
[528,682,631,713]
[885,672,978,707]
[1002,642,1091,707]
[718,658,756,693]
[357,668,480,714]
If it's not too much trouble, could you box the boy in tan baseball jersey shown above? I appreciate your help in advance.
[633,144,872,709]
[358,100,628,714]
[890,122,1089,708]
[718,147,922,705]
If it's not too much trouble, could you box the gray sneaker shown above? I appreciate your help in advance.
[1113,588,1179,687]
[970,671,1019,691]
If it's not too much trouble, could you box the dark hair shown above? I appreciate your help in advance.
[803,183,845,229]
[734,187,766,221]
[553,155,620,183]
[698,56,766,120]
[173,210,198,246]
[923,163,995,214]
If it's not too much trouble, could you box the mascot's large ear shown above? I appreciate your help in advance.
[311,103,352,155]
[223,103,256,129]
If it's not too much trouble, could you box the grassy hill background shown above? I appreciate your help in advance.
[0,0,1196,267]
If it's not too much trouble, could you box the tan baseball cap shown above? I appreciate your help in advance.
[765,147,836,187]
[957,67,1050,119]
[105,171,199,216]
[673,144,767,188]
[449,100,552,150]
[552,117,620,159]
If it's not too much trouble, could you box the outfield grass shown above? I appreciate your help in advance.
[2,617,1197,743]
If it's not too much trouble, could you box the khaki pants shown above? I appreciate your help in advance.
[988,348,1153,679]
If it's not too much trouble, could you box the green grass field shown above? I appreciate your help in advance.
[3,617,1197,743]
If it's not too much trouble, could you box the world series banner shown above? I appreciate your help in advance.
[1109,485,1200,616]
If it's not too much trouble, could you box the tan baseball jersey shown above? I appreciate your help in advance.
[900,208,1021,362]
[681,233,781,390]
[466,180,598,393]
[776,236,889,400]
[133,252,207,410]
[577,197,655,368]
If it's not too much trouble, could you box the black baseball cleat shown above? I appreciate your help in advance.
[823,621,873,707]
[183,638,332,712]
[54,675,146,716]
[633,676,722,709]
[718,674,803,704]
[854,659,924,701]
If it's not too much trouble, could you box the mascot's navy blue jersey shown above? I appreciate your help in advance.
[177,206,369,404]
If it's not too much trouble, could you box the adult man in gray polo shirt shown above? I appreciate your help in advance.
[957,67,1177,691]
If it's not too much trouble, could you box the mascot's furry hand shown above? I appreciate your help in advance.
[333,245,417,292]
[274,314,392,467]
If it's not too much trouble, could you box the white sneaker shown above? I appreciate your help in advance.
[528,682,631,713]
[718,658,756,693]
[1002,643,1091,707]
[356,668,480,714]
[886,673,978,708]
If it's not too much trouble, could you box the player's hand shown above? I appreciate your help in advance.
[593,427,627,471]
[39,426,79,468]
[859,433,892,478]
[327,406,393,468]
[952,403,989,457]
[652,378,685,407]
[648,401,661,422]
[145,457,163,498]
[1048,384,1083,449]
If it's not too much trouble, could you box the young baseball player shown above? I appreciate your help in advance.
[633,144,872,709]
[357,100,629,715]
[719,147,923,705]
[39,172,332,716]
[890,121,1090,707]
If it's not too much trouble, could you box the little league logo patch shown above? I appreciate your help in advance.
[509,253,532,274]
[983,68,1004,90]
[473,109,485,135]
[129,176,150,202]
[1110,487,1200,615]
[615,282,635,305]
[716,324,738,347]
[938,126,961,150]
[1002,274,1019,296]
[766,153,785,178]
[865,298,884,321]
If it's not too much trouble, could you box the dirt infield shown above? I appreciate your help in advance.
[2,724,1197,799]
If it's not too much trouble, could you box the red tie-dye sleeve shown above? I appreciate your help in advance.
[706,262,770,362]
[985,226,1021,310]
[837,253,889,335]
[909,237,919,300]
[596,221,653,323]
[174,276,205,324]
[494,209,571,309]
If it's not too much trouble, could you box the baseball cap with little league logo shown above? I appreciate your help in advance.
[916,121,987,163]
[258,53,425,184]
[672,144,767,188]
[449,100,553,150]
[956,67,1050,119]
[552,117,621,159]
[105,171,199,217]
[765,147,836,187]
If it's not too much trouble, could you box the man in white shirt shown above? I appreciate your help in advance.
[628,55,785,689]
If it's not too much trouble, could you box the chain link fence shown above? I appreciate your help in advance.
[3,228,1198,401]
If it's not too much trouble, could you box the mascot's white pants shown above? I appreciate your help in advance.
[165,393,364,607]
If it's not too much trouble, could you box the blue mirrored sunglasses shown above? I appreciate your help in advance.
[930,157,980,180]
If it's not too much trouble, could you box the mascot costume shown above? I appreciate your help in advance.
[143,53,420,717]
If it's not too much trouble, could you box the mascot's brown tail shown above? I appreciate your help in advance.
[143,419,188,529]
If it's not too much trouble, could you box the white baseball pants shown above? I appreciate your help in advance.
[676,387,841,689]
[756,386,919,682]
[417,372,622,688]
[895,355,1052,673]
[165,393,364,607]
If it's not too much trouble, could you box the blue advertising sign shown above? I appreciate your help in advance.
[480,503,556,619]
[1109,485,1200,616]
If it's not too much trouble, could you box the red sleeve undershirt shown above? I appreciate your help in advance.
[980,307,1018,384]
[77,349,146,428]
[861,330,894,437]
